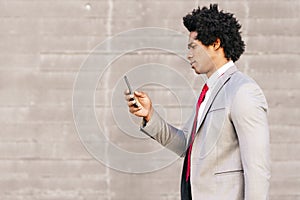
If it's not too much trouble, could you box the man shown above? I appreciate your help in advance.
[125,4,270,200]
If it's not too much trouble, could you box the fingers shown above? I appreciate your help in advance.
[125,93,135,101]
[124,90,148,114]
[124,90,147,101]
[128,104,142,114]
[124,90,140,109]
[127,99,139,107]
[124,89,134,100]
[134,91,146,98]
[127,97,141,113]
[124,89,147,98]
[124,89,130,95]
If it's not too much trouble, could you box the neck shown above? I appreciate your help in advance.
[206,59,231,78]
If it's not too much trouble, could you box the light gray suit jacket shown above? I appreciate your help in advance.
[141,66,271,200]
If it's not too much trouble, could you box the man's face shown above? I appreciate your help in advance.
[187,32,216,76]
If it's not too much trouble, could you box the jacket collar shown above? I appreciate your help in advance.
[196,65,238,133]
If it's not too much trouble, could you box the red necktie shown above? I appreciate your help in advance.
[186,83,209,181]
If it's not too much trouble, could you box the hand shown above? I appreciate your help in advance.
[124,90,153,122]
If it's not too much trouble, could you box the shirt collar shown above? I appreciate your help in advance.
[206,60,234,89]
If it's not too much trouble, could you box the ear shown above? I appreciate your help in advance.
[212,38,221,50]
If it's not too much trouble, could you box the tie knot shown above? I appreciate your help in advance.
[196,84,209,108]
[203,83,209,91]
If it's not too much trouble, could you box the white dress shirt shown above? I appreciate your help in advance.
[196,60,234,131]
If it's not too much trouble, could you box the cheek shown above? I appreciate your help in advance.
[196,51,209,63]
[197,47,208,57]
[194,49,202,60]
[200,50,212,63]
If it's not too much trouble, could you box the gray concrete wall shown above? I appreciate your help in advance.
[0,0,299,199]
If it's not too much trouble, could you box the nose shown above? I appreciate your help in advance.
[187,51,193,60]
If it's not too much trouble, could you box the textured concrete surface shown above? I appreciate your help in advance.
[0,0,299,199]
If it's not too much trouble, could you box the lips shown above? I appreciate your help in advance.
[190,61,196,65]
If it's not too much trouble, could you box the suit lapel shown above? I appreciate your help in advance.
[196,65,238,133]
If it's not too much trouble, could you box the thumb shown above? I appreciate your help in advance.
[134,91,146,98]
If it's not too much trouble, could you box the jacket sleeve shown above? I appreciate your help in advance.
[231,83,271,200]
[140,109,194,157]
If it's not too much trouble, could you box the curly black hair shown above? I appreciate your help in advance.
[183,4,245,62]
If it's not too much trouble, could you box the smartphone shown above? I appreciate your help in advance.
[124,75,139,108]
